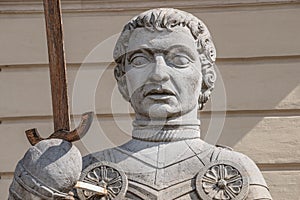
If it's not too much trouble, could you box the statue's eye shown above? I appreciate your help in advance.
[169,55,192,68]
[130,56,150,68]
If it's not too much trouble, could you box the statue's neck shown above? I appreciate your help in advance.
[132,110,201,142]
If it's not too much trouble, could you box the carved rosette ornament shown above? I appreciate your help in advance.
[77,161,128,200]
[196,160,249,200]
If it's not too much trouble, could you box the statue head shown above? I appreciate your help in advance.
[113,8,216,120]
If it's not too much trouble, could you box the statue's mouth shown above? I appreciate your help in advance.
[144,88,175,100]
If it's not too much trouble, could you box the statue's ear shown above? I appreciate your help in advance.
[114,64,130,102]
[198,54,216,110]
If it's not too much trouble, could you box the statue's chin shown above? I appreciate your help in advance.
[134,102,197,121]
[147,104,177,120]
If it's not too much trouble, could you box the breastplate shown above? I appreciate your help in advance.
[78,139,254,200]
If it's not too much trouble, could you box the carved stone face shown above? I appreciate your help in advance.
[124,26,202,120]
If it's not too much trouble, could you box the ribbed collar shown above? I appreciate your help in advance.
[132,119,201,142]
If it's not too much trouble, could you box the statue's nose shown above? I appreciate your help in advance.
[149,55,170,82]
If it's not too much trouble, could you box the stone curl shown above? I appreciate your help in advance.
[113,8,217,109]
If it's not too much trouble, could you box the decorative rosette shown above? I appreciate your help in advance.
[77,161,128,200]
[196,160,249,200]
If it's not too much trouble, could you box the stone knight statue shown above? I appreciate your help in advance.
[9,8,272,200]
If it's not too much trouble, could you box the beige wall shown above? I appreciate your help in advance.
[1,0,300,199]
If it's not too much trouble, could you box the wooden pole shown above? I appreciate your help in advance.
[43,0,70,131]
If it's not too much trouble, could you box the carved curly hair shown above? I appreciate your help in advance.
[113,8,217,109]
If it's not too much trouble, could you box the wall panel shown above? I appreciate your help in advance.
[0,179,12,200]
[0,7,300,65]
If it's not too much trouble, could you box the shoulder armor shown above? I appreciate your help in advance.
[217,149,272,199]
[196,160,250,200]
[218,150,268,187]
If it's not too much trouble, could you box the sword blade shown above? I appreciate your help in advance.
[43,0,70,131]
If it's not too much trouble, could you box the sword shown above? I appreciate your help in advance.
[23,1,107,196]
[25,0,93,145]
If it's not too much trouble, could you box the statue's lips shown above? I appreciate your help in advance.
[144,88,175,100]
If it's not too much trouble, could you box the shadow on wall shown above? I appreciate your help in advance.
[211,59,300,148]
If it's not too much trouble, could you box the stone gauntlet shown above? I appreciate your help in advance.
[8,139,82,200]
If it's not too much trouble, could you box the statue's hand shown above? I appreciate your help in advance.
[9,139,82,200]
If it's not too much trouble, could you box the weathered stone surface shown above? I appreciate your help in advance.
[3,170,298,200]
[9,139,82,199]
[77,8,271,199]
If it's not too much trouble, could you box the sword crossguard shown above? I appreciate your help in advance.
[25,112,94,145]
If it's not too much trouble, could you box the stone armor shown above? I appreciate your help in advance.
[79,138,272,200]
